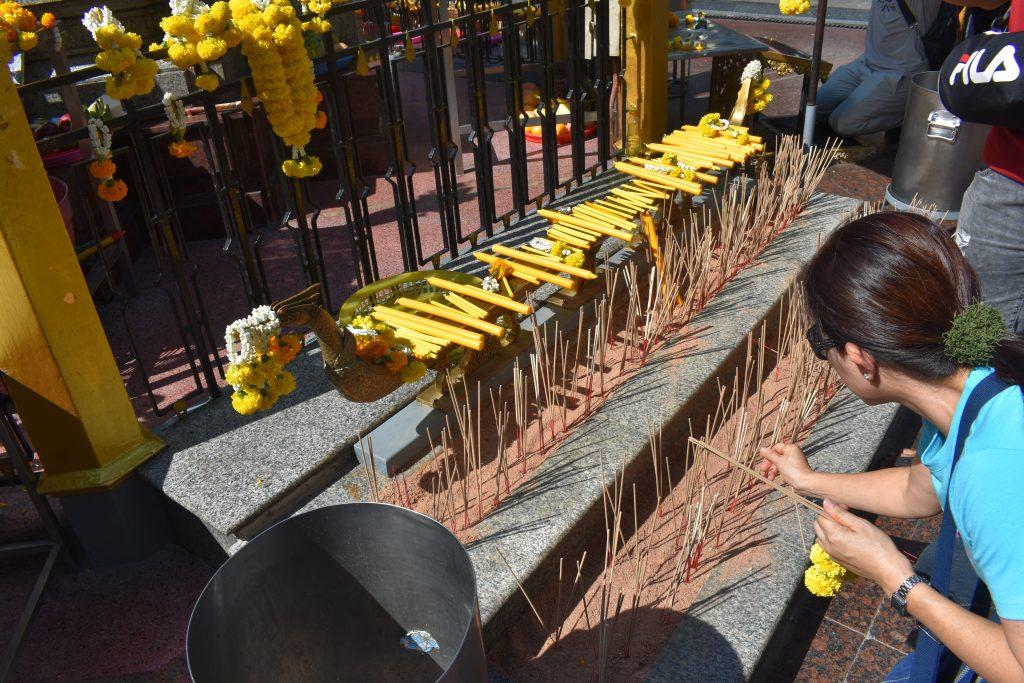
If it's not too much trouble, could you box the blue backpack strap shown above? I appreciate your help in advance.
[911,373,1011,682]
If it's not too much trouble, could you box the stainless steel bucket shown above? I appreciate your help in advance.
[186,503,486,682]
[886,71,990,220]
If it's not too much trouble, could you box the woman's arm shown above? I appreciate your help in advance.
[760,444,942,518]
[905,587,1024,681]
[814,500,1024,681]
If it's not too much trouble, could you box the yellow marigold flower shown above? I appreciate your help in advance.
[489,258,516,280]
[231,388,264,415]
[94,24,125,50]
[302,17,331,33]
[225,360,263,388]
[267,333,302,364]
[779,0,811,14]
[804,565,843,597]
[195,71,220,91]
[40,13,56,29]
[564,250,585,268]
[197,36,227,61]
[18,30,37,51]
[268,368,296,395]
[401,360,428,383]
[167,41,201,68]
[809,543,847,578]
[698,112,723,137]
[160,15,197,39]
[548,240,569,259]
[350,315,376,330]
[258,388,279,411]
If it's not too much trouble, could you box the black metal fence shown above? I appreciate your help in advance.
[17,0,617,420]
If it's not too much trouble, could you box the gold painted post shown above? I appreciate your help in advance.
[0,58,163,496]
[623,0,669,155]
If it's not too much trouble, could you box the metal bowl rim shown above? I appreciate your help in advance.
[185,501,480,683]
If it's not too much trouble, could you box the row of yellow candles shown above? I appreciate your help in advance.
[366,125,761,355]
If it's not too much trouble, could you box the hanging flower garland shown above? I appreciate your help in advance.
[741,60,773,113]
[152,0,242,92]
[163,93,198,158]
[224,305,303,415]
[87,117,128,202]
[229,0,321,178]
[82,7,159,100]
[779,0,811,15]
[314,88,327,129]
[1,3,55,56]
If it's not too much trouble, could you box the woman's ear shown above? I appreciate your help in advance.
[844,342,878,382]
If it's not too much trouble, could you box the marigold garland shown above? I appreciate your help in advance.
[87,117,129,202]
[229,0,321,178]
[153,0,241,92]
[779,0,811,14]
[224,306,302,415]
[83,7,159,100]
[1,2,55,56]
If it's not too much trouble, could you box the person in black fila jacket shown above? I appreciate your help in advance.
[940,0,1024,337]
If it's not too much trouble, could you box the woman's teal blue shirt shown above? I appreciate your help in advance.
[918,366,1024,620]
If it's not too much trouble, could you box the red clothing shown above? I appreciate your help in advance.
[983,0,1024,184]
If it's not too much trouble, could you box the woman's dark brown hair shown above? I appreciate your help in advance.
[803,211,1024,385]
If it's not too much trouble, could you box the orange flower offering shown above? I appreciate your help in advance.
[355,336,388,360]
[267,333,303,364]
[168,140,198,158]
[89,158,117,179]
[315,110,327,129]
[1,2,55,55]
[97,178,128,202]
[384,350,409,372]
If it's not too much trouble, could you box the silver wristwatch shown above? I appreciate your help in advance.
[890,574,928,616]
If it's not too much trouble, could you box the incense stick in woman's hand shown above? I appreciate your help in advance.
[687,437,827,515]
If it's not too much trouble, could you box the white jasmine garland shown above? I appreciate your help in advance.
[529,237,552,252]
[163,93,187,137]
[481,276,500,293]
[87,118,112,158]
[225,305,280,363]
[741,59,763,83]
[82,6,123,38]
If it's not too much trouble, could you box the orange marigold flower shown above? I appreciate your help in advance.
[97,178,128,202]
[267,333,302,364]
[355,336,388,361]
[168,140,197,158]
[89,158,116,179]
[314,89,324,105]
[384,350,409,372]
[314,110,327,129]
[40,13,56,29]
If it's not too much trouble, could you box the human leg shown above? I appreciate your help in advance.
[815,57,868,120]
[957,168,1024,334]
[827,68,910,137]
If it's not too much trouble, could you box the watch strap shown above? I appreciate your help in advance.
[891,574,928,616]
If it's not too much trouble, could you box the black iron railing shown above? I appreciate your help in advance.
[18,0,617,420]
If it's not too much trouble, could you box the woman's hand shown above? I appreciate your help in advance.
[758,442,816,493]
[814,499,915,595]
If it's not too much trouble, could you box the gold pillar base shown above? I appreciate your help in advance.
[37,427,165,496]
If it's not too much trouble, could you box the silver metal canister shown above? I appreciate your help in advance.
[886,71,991,220]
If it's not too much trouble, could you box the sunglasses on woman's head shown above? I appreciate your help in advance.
[806,325,840,361]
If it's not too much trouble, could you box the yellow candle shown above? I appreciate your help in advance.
[428,276,533,315]
[613,162,705,194]
[396,297,506,336]
[442,293,487,318]
[573,205,638,232]
[372,307,485,350]
[492,244,597,280]
[547,228,591,249]
[591,199,637,218]
[474,252,579,291]
[538,209,636,242]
